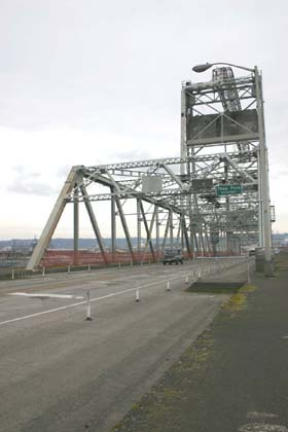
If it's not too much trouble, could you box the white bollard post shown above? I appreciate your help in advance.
[68,265,71,274]
[135,288,140,302]
[86,290,93,321]
[185,275,189,285]
[166,281,171,291]
[11,269,15,280]
[42,267,45,277]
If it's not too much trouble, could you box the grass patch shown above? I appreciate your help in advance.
[222,292,246,312]
[222,283,258,314]
[240,284,257,293]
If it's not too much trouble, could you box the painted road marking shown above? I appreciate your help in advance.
[0,274,194,327]
[239,424,288,432]
[9,293,85,300]
[247,412,278,420]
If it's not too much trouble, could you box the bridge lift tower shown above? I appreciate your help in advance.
[181,62,274,274]
[26,62,274,274]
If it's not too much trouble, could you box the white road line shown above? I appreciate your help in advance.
[0,275,189,327]
[9,293,85,300]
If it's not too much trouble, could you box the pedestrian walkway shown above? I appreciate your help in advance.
[112,258,288,432]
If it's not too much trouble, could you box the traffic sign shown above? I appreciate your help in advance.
[216,184,243,196]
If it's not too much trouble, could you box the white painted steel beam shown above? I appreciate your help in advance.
[26,168,79,271]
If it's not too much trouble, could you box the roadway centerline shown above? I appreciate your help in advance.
[0,272,196,327]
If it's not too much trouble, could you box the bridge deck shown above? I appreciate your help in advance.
[0,259,245,432]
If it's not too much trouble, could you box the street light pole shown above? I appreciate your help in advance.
[192,62,255,73]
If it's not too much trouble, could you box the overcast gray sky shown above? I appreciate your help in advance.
[1,0,287,239]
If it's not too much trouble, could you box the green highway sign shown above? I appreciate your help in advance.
[216,184,243,196]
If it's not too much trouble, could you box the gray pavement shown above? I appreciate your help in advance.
[113,257,288,432]
[0,261,231,432]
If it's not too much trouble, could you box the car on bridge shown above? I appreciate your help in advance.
[162,248,184,265]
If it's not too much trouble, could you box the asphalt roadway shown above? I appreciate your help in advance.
[113,256,288,432]
[0,261,228,432]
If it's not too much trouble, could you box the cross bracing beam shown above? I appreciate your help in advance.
[85,151,255,172]
[78,173,185,214]
[191,94,254,107]
[139,201,156,261]
[80,184,108,264]
[184,75,254,94]
[114,195,136,262]
[69,184,259,203]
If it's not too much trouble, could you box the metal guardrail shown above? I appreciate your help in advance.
[0,255,254,283]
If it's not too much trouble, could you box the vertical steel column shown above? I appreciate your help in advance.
[137,198,141,253]
[180,85,187,175]
[111,191,116,262]
[204,224,212,255]
[73,185,79,252]
[181,219,184,250]
[176,217,181,246]
[197,227,204,255]
[187,149,195,254]
[169,210,174,247]
[224,158,232,254]
[194,232,199,254]
[156,205,160,256]
[80,185,108,265]
[73,184,79,266]
[180,85,189,256]
[255,67,273,275]
[182,215,192,257]
[191,146,203,255]
[161,211,170,250]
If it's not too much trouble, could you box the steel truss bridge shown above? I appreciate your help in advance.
[27,64,274,270]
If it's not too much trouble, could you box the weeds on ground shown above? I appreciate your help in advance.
[222,284,257,315]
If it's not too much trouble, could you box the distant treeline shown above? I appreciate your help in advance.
[1,233,287,250]
[0,238,146,250]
